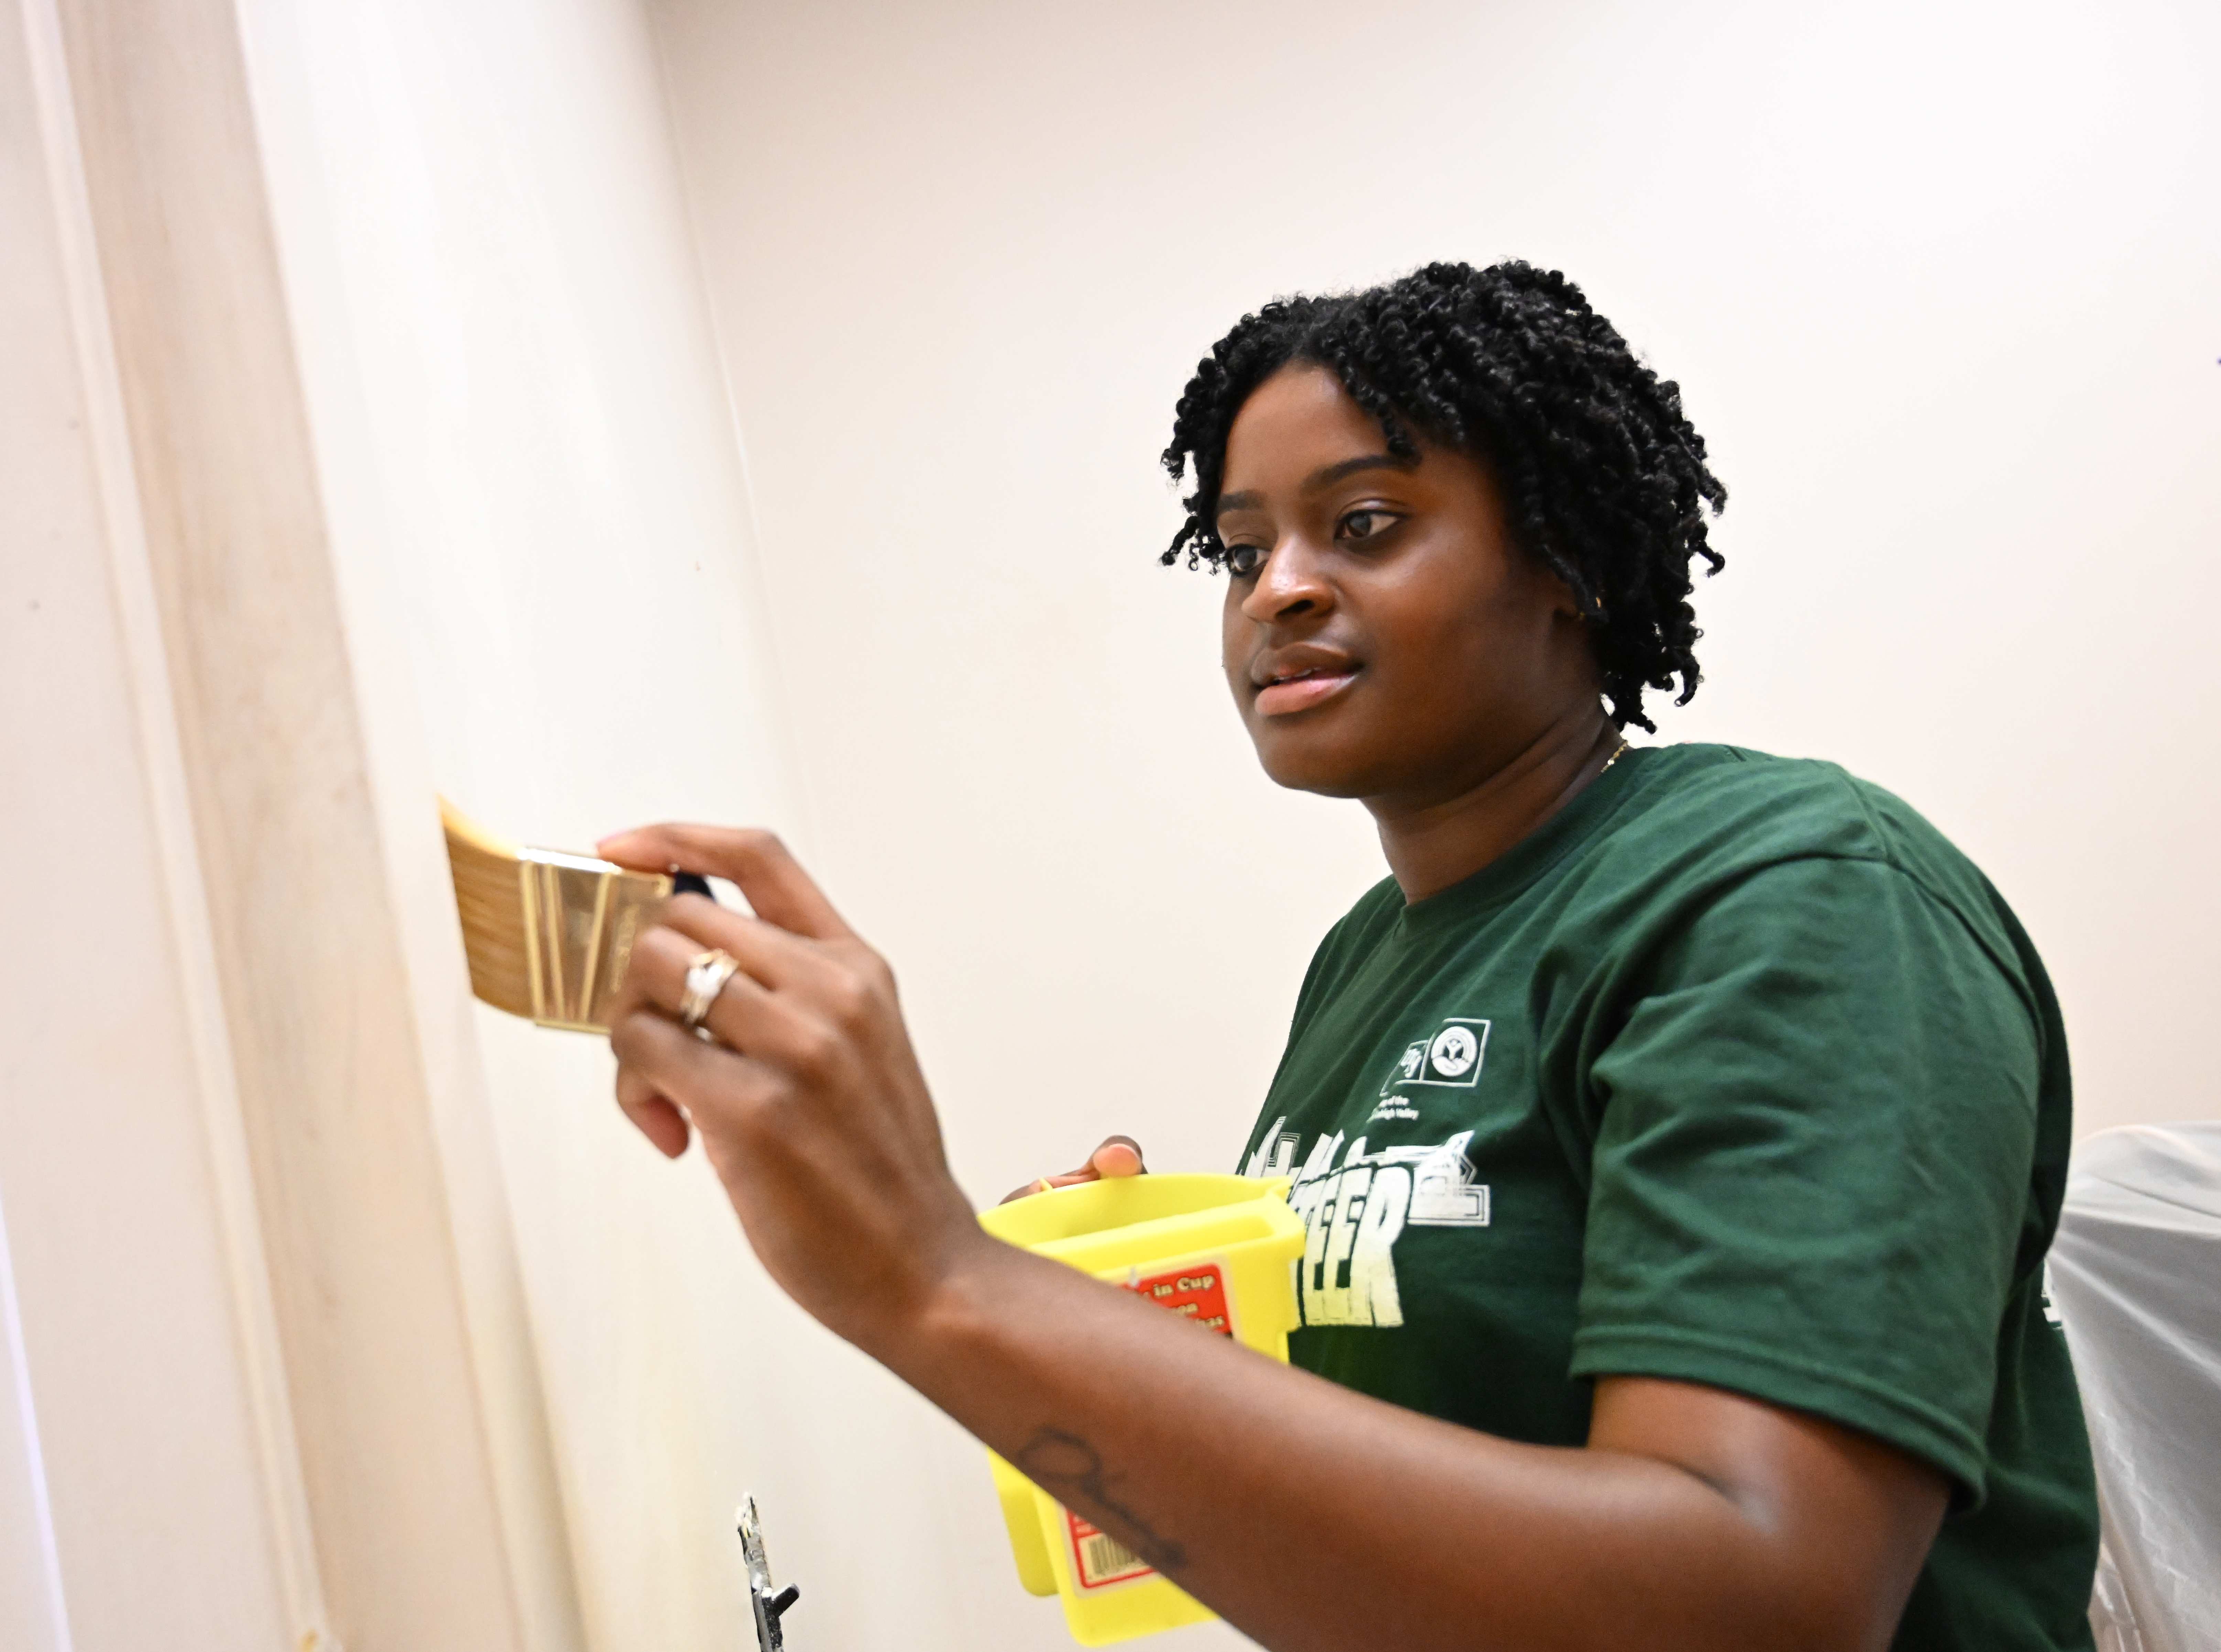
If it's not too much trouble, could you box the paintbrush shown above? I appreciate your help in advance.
[440,797,708,1033]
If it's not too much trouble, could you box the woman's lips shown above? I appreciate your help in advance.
[1255,667,1359,716]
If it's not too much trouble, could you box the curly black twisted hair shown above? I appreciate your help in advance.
[1161,261,1726,731]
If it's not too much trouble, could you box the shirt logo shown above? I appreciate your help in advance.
[1382,1017,1492,1095]
[1373,1016,1492,1120]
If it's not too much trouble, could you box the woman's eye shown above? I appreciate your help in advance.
[1339,509,1393,541]
[1224,543,1266,577]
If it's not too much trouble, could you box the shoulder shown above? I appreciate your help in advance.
[1610,743,1982,886]
[1594,743,2031,981]
[1618,743,1889,845]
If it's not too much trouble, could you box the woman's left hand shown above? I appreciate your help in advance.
[596,824,985,1352]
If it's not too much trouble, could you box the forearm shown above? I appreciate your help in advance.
[875,1236,1844,1652]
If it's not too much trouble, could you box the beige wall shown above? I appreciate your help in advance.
[649,0,2221,1190]
[0,0,322,1643]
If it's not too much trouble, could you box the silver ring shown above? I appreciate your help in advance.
[679,948,741,1033]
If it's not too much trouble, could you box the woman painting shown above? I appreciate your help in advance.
[601,262,2099,1650]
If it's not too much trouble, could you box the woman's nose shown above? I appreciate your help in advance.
[1239,539,1334,625]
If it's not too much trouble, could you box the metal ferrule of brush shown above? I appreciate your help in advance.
[517,849,673,1032]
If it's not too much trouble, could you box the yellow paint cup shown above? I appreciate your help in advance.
[977,1173,1304,1645]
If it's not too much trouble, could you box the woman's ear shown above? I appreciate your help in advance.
[1546,571,1589,623]
[1546,574,1607,692]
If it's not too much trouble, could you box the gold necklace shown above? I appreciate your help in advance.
[1599,737,1631,774]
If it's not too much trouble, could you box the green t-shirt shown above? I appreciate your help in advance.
[1238,743,2097,1649]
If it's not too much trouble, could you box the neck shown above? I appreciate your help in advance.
[1368,705,1623,903]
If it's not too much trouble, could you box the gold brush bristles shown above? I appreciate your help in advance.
[439,798,674,1033]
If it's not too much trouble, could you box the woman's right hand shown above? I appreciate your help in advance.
[998,1135,1146,1204]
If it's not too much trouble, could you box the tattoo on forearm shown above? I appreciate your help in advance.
[1011,1428,1190,1574]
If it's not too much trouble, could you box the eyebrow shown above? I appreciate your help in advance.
[1214,452,1416,517]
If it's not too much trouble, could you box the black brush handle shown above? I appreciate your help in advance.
[671,871,715,900]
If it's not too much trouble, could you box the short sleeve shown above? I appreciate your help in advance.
[1569,854,2041,1502]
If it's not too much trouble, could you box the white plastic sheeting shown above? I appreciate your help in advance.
[2050,1124,2221,1652]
